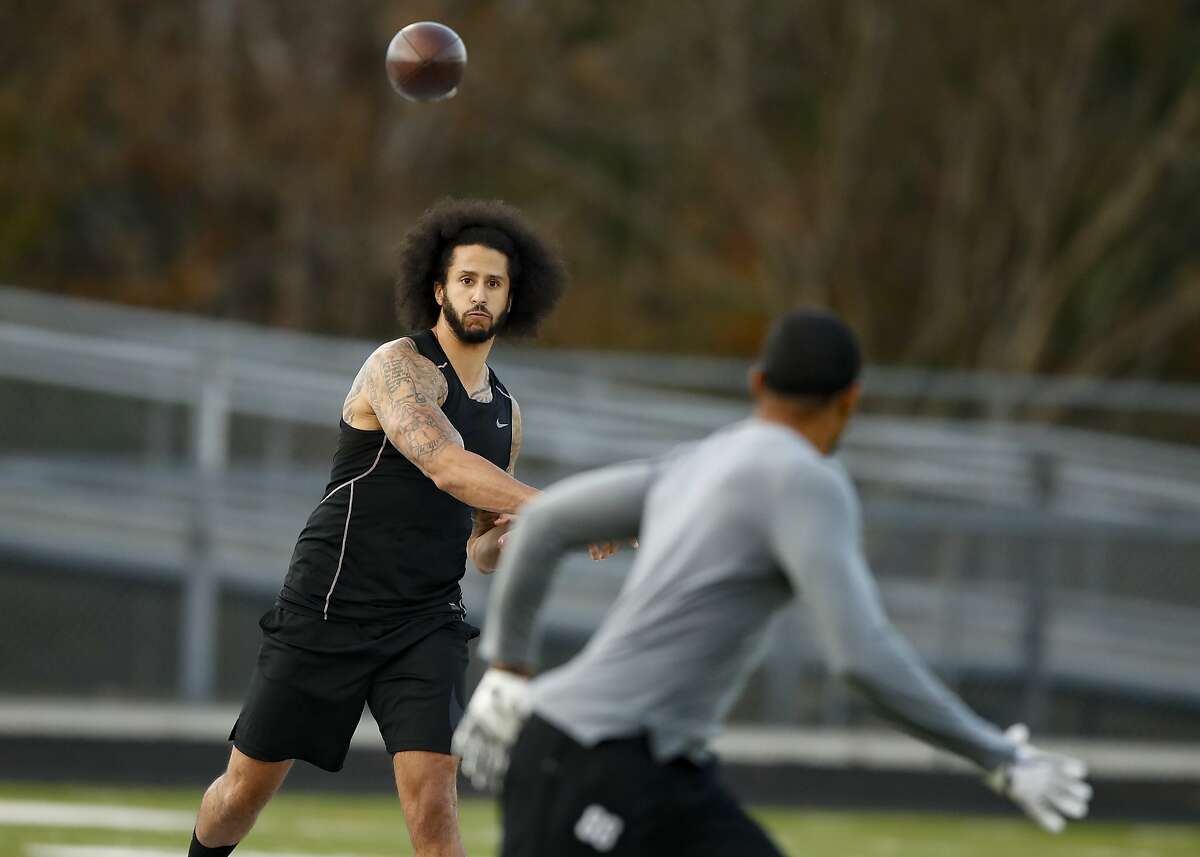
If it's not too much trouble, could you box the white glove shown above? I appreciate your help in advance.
[985,723,1092,833]
[451,668,532,794]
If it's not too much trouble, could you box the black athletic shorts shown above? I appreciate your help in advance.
[501,714,786,857]
[229,604,478,772]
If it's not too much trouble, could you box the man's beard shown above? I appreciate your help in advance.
[443,301,507,344]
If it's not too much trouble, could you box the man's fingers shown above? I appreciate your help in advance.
[451,723,472,760]
[473,741,494,789]
[1052,778,1092,803]
[1048,791,1088,820]
[456,739,477,778]
[1056,757,1088,780]
[471,767,489,791]
[464,756,482,784]
[461,732,484,772]
[1039,812,1066,835]
[585,540,633,560]
[480,740,507,794]
[1006,723,1030,745]
[466,739,493,791]
[488,744,509,791]
[494,513,515,527]
[1047,779,1091,818]
[1026,801,1065,834]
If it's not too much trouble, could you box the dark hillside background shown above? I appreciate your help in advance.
[2,0,1198,378]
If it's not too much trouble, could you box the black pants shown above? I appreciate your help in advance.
[501,714,786,857]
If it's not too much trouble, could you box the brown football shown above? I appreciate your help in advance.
[385,22,467,102]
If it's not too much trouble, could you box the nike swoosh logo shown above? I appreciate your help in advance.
[436,362,448,369]
[496,419,509,428]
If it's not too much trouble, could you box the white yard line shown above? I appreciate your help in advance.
[27,845,375,857]
[8,804,419,857]
[27,848,184,857]
[0,802,194,831]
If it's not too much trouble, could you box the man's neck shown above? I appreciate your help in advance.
[752,404,834,456]
[432,317,495,393]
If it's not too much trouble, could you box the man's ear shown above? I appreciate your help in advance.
[838,383,863,420]
[434,283,445,307]
[747,366,767,399]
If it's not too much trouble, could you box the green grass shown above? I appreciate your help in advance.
[1,781,1197,857]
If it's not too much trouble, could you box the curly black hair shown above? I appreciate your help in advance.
[394,198,568,337]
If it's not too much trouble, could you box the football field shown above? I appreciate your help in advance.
[1,782,1197,857]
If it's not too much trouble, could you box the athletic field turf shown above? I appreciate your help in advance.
[1,782,1197,857]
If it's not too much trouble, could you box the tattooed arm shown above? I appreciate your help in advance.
[358,340,538,514]
[467,398,523,573]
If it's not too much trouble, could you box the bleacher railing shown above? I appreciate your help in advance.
[2,287,1198,737]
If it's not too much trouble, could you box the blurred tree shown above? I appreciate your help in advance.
[1,0,1197,380]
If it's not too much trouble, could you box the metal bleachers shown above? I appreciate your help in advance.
[1,286,1198,731]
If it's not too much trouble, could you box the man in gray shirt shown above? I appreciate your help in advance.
[453,310,1091,856]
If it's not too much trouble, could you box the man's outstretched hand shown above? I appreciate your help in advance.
[985,723,1092,833]
[452,668,532,794]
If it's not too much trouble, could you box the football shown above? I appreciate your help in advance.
[385,21,467,102]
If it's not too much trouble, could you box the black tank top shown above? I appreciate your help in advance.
[279,329,513,621]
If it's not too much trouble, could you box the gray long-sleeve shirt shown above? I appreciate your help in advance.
[480,418,1016,770]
